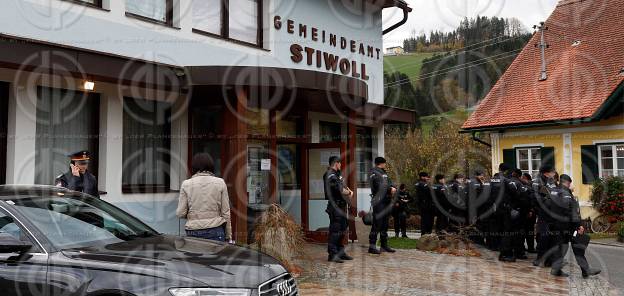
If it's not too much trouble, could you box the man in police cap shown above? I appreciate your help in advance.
[415,172,433,235]
[56,150,99,198]
[532,164,558,267]
[368,157,397,254]
[486,163,511,252]
[549,174,601,278]
[324,156,354,263]
[466,170,490,245]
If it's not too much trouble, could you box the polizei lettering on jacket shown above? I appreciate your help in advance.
[274,15,378,81]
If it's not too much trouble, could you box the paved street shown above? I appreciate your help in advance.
[586,243,624,294]
[294,241,620,296]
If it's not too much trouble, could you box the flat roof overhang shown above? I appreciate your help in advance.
[0,34,185,91]
[0,35,416,124]
[187,66,416,124]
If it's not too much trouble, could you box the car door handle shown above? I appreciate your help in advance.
[0,253,33,263]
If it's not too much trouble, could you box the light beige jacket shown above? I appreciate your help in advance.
[176,172,232,240]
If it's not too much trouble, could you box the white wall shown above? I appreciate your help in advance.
[2,0,385,104]
[0,67,188,234]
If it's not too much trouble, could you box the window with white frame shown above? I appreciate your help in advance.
[192,0,263,47]
[517,147,541,178]
[598,144,624,177]
[126,0,173,25]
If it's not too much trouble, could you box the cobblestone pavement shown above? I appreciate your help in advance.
[294,242,620,296]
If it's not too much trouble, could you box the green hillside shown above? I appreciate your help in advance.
[420,108,473,134]
[383,52,436,78]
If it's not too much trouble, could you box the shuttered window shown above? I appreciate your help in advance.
[516,147,541,178]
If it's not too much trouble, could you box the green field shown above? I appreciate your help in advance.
[383,52,437,78]
[420,108,473,134]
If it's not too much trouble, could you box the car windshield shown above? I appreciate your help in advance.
[7,193,157,250]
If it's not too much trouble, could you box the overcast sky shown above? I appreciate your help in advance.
[382,0,560,47]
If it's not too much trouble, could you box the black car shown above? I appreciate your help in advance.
[0,185,298,296]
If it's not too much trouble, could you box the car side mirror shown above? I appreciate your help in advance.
[0,233,32,254]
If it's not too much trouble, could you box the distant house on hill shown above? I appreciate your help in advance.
[461,0,624,218]
[385,46,405,56]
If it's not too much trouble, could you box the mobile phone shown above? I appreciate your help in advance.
[573,231,578,237]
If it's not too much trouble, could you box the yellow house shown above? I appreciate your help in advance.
[461,0,624,218]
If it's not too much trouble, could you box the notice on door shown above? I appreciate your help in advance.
[261,159,271,171]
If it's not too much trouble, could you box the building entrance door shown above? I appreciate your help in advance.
[302,142,347,242]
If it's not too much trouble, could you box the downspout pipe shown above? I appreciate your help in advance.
[383,8,410,35]
[471,132,492,148]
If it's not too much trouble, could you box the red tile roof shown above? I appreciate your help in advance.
[462,0,624,130]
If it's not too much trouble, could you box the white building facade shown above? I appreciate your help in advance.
[0,0,413,243]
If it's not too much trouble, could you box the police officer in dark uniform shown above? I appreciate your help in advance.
[432,174,450,233]
[466,170,490,245]
[55,151,99,198]
[323,156,354,263]
[448,173,467,231]
[415,172,433,235]
[368,157,397,255]
[521,173,537,253]
[486,163,511,251]
[532,165,558,267]
[393,184,411,238]
[550,174,601,278]
[499,169,529,262]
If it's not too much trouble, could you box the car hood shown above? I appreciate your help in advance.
[61,235,287,288]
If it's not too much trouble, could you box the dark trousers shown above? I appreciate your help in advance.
[393,211,407,236]
[552,233,591,273]
[486,217,502,250]
[420,206,434,235]
[369,205,390,248]
[392,211,407,236]
[536,221,553,265]
[524,215,537,251]
[499,215,525,258]
[327,207,348,256]
[186,225,226,242]
[434,209,449,233]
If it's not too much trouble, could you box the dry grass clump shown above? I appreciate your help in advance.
[417,231,481,257]
[254,204,305,275]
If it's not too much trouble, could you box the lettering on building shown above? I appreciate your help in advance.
[274,15,380,81]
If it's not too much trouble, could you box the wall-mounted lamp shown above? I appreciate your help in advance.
[83,80,95,91]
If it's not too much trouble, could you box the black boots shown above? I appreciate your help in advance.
[339,254,354,261]
[328,255,344,263]
[368,247,381,255]
[550,270,569,277]
[380,246,396,253]
[582,268,601,278]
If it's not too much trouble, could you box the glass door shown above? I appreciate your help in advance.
[302,142,346,242]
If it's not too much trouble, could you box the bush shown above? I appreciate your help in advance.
[591,176,624,218]
[385,121,492,187]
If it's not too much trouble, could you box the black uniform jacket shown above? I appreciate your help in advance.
[323,168,347,210]
[369,167,394,207]
[56,171,99,198]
